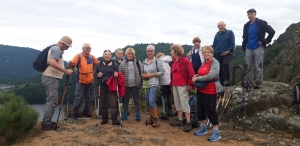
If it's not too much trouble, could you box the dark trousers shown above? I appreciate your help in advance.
[214,53,230,85]
[197,91,218,126]
[99,85,119,116]
[72,83,93,116]
[161,85,172,112]
[123,86,140,113]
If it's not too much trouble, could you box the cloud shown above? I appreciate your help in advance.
[0,0,299,60]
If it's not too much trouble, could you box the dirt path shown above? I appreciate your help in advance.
[10,113,300,146]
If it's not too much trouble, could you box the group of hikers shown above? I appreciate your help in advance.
[40,8,275,142]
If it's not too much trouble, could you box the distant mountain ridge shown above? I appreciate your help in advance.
[0,45,41,84]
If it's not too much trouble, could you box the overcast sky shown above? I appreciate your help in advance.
[0,0,299,60]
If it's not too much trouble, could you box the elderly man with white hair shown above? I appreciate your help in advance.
[212,21,235,86]
[68,43,99,119]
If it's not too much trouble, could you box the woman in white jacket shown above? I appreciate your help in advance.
[156,52,173,119]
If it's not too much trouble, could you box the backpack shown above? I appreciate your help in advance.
[292,83,300,115]
[33,44,57,72]
[225,30,236,59]
[76,53,96,68]
[189,96,198,128]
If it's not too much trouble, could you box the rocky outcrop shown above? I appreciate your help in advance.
[221,81,300,138]
[264,22,300,85]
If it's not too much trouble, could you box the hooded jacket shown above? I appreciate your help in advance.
[242,18,275,51]
[158,55,172,86]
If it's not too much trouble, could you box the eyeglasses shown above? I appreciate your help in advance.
[147,50,153,52]
[84,47,91,49]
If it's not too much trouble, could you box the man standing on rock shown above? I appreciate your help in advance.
[41,36,73,130]
[242,8,275,89]
[212,21,235,86]
[69,43,99,119]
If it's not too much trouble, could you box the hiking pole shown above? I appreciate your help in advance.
[216,93,223,114]
[144,83,148,126]
[219,94,233,125]
[232,65,247,134]
[65,80,71,122]
[219,91,226,116]
[55,75,71,130]
[95,79,102,127]
[144,80,151,126]
[160,89,168,120]
[94,84,101,127]
[116,77,123,127]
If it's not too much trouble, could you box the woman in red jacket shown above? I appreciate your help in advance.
[169,44,195,132]
[192,46,223,142]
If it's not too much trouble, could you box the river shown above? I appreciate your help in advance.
[29,104,66,121]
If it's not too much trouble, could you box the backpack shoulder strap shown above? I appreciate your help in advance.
[112,60,117,72]
[136,59,141,74]
[76,53,82,68]
[155,58,159,72]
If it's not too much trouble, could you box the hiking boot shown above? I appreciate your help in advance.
[121,112,128,120]
[83,113,92,117]
[194,125,208,136]
[167,110,174,117]
[208,129,222,142]
[152,117,159,127]
[146,116,153,124]
[254,82,262,89]
[246,82,253,92]
[170,118,184,126]
[41,124,59,130]
[159,113,169,120]
[71,115,77,120]
[135,113,141,122]
[112,120,121,125]
[183,122,193,132]
[111,115,120,125]
[223,80,231,86]
[151,108,159,127]
[101,114,108,124]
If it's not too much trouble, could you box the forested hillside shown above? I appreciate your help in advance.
[0,45,41,84]
[121,43,193,61]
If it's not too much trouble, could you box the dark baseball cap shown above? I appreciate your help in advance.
[247,8,256,13]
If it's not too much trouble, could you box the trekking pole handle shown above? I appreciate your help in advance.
[224,94,232,108]
[221,91,226,106]
[232,65,245,87]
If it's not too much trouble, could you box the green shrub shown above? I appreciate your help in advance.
[0,92,39,142]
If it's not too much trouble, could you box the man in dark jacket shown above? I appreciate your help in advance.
[212,21,235,86]
[242,8,275,89]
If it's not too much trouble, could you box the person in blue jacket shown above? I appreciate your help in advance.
[212,21,235,86]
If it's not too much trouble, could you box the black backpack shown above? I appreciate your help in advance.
[292,83,300,115]
[189,96,198,128]
[33,45,56,72]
